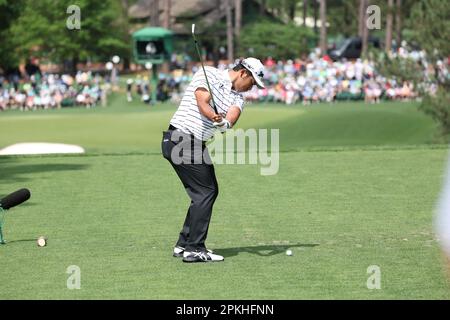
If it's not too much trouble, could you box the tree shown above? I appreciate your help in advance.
[303,0,307,27]
[234,0,242,56]
[235,0,242,38]
[238,22,317,59]
[410,0,450,140]
[377,0,450,141]
[149,0,159,27]
[410,0,449,60]
[395,0,402,46]
[361,0,369,57]
[226,0,234,62]
[163,0,171,29]
[259,0,266,15]
[120,0,133,71]
[10,0,129,74]
[261,0,301,23]
[319,0,327,55]
[286,0,298,22]
[313,0,318,34]
[325,0,358,38]
[385,0,394,53]
[0,0,25,72]
[358,0,365,37]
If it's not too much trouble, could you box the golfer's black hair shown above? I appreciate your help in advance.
[233,62,245,71]
[233,61,251,75]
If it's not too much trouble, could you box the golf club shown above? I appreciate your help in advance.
[191,24,218,114]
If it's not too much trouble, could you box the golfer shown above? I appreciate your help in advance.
[161,58,265,263]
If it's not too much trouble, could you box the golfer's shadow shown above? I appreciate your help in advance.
[215,243,319,258]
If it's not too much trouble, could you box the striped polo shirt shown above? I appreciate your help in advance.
[170,67,245,141]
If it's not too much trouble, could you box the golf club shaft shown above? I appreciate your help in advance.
[0,208,5,244]
[192,31,218,114]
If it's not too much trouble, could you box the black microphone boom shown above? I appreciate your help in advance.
[0,188,31,210]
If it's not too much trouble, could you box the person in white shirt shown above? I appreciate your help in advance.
[162,58,265,263]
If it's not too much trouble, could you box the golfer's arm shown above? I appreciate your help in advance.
[195,88,216,121]
[225,106,241,127]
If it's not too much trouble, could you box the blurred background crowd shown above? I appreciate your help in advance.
[0,0,448,111]
[2,43,447,111]
[0,71,109,111]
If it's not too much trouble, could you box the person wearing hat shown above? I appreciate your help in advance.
[162,57,265,263]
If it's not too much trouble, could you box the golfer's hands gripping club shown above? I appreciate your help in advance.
[212,113,231,131]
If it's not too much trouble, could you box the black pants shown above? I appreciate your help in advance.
[161,125,219,252]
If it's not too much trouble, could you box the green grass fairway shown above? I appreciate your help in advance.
[0,94,440,154]
[1,95,449,299]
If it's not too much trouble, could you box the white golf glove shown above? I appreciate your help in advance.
[212,119,231,131]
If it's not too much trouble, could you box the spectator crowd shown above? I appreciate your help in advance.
[2,43,448,111]
[127,43,447,106]
[0,71,109,111]
[241,46,447,105]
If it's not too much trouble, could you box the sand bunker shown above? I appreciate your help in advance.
[0,143,85,155]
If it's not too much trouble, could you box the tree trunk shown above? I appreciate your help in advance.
[226,0,234,63]
[288,0,296,22]
[361,0,369,57]
[123,57,130,72]
[385,0,393,54]
[147,0,151,26]
[358,0,365,37]
[260,0,266,15]
[319,0,327,55]
[235,0,242,38]
[149,0,159,27]
[121,0,128,12]
[234,0,242,57]
[71,56,78,76]
[303,0,307,27]
[313,0,318,34]
[121,0,130,71]
[343,1,351,37]
[158,0,170,73]
[163,0,171,29]
[395,0,402,46]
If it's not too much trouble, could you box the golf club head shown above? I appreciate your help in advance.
[191,24,195,35]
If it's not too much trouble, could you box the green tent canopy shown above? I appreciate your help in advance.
[132,27,174,40]
[132,27,174,64]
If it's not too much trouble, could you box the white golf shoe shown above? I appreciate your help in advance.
[182,250,224,263]
[173,246,214,258]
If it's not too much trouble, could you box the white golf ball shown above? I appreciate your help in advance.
[37,236,47,247]
[286,249,292,256]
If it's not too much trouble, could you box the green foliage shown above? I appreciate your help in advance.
[373,51,424,89]
[420,87,450,142]
[407,0,450,140]
[7,0,129,68]
[410,0,450,61]
[370,0,450,141]
[373,50,450,141]
[326,0,358,37]
[237,22,317,60]
[0,0,25,71]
